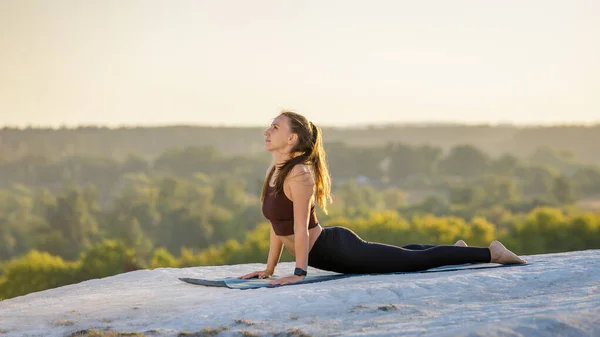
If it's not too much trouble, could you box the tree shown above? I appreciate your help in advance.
[325,142,385,183]
[571,166,600,197]
[489,154,519,176]
[515,165,558,197]
[0,251,78,300]
[154,146,221,177]
[78,240,139,280]
[552,175,574,205]
[438,145,489,179]
[479,175,519,206]
[0,216,16,260]
[529,146,577,172]
[449,185,483,206]
[388,143,442,183]
[121,153,149,173]
[42,188,100,260]
[336,180,382,216]
[381,188,406,210]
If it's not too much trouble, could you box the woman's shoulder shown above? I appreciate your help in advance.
[287,163,315,185]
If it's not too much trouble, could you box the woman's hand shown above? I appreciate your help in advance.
[268,275,305,286]
[237,270,273,280]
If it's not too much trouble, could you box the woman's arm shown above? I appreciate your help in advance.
[269,165,314,285]
[239,164,281,280]
[265,227,284,274]
[291,171,314,272]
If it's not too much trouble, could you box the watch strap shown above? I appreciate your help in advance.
[294,267,307,277]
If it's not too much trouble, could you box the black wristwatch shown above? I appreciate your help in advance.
[294,267,307,277]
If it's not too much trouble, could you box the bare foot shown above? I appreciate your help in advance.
[454,240,468,247]
[489,241,527,264]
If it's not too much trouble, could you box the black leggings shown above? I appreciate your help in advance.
[308,226,491,274]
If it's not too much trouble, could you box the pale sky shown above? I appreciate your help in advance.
[0,0,598,128]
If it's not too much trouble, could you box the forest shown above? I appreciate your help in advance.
[0,124,599,300]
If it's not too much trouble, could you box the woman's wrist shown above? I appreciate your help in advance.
[294,267,307,277]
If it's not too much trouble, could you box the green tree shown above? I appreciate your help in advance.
[449,186,483,206]
[489,154,519,176]
[78,240,139,280]
[41,188,100,260]
[0,216,17,260]
[479,175,520,206]
[121,153,149,173]
[438,145,489,179]
[336,180,382,216]
[381,188,406,210]
[571,166,600,197]
[0,251,79,300]
[388,143,441,182]
[154,146,221,177]
[515,165,557,197]
[552,175,574,205]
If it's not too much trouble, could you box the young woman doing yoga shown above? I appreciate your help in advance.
[238,111,527,286]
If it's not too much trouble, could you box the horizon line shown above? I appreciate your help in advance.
[2,120,600,130]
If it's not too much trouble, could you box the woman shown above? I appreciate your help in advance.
[238,111,526,286]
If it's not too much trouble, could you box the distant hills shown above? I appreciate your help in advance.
[1,124,599,163]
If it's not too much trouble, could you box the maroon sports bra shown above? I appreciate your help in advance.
[262,184,319,236]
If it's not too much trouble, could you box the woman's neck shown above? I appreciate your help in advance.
[271,151,291,168]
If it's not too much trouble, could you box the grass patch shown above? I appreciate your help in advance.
[272,328,312,337]
[238,331,260,337]
[69,330,146,337]
[55,319,75,326]
[234,319,255,326]
[378,304,398,311]
[178,326,230,337]
[349,304,368,313]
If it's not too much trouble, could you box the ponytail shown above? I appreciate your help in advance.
[308,121,332,213]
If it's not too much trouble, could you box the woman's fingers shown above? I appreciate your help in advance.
[238,270,272,279]
[238,271,258,279]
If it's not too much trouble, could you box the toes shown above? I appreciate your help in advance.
[454,240,468,247]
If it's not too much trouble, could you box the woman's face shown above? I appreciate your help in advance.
[264,114,293,152]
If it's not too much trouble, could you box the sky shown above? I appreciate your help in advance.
[0,0,598,128]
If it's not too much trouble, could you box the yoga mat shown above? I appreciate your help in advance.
[179,262,529,289]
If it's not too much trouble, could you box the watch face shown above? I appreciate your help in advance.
[294,268,307,276]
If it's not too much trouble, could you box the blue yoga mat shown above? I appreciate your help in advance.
[179,263,529,289]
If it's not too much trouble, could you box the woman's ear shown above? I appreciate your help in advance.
[288,133,298,145]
